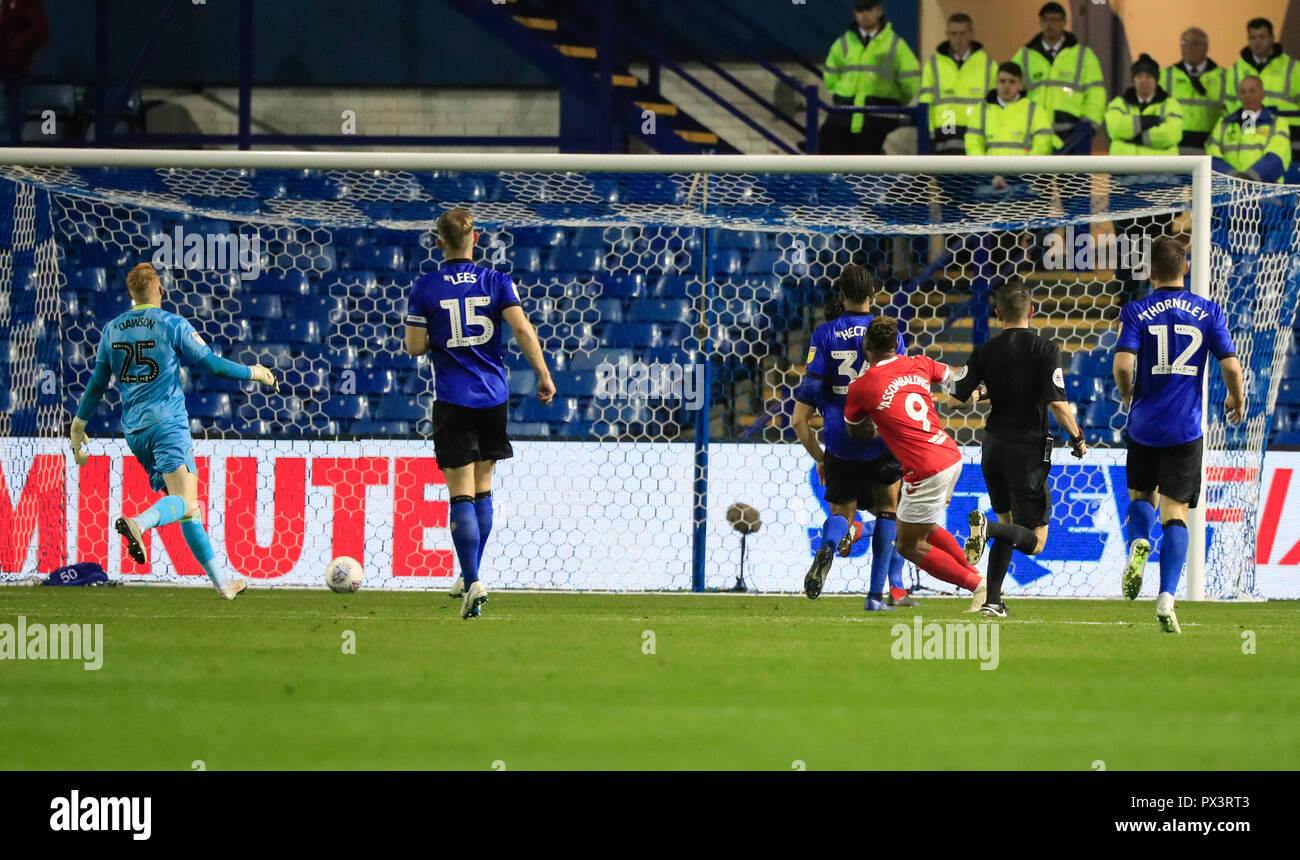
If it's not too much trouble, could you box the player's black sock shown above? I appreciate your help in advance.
[987,521,1039,555]
[986,540,1014,604]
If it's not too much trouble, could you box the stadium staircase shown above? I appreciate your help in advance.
[443,0,740,154]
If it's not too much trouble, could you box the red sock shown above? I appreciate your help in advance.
[919,546,983,592]
[927,527,976,572]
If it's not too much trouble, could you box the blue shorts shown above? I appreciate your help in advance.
[125,420,196,493]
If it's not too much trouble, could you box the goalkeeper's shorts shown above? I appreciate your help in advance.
[125,419,197,493]
[430,401,513,469]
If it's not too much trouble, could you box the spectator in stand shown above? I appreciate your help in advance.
[1105,54,1183,156]
[1226,18,1300,172]
[1010,2,1106,154]
[819,0,919,155]
[919,12,998,155]
[1162,28,1226,155]
[965,62,1054,158]
[0,0,46,75]
[1208,75,1292,182]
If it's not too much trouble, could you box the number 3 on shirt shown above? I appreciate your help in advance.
[441,296,494,347]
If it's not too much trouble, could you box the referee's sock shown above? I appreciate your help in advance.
[1126,500,1157,549]
[449,496,481,586]
[821,514,850,558]
[1159,519,1188,596]
[987,521,1039,554]
[474,492,493,566]
[986,541,1014,604]
[869,513,897,596]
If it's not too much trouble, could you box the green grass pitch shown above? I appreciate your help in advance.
[1,587,1296,770]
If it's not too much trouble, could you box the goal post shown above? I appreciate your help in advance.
[0,148,1293,599]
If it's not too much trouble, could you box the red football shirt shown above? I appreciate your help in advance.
[843,355,961,480]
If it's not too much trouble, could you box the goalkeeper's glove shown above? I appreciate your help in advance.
[69,417,90,467]
[249,364,279,391]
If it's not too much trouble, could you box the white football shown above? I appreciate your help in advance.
[325,556,364,593]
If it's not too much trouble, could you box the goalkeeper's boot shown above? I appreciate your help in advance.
[966,577,988,612]
[115,516,149,565]
[1156,591,1181,634]
[449,576,465,598]
[460,580,489,619]
[978,602,1009,618]
[1123,539,1151,601]
[836,520,864,558]
[803,544,834,600]
[220,579,248,600]
[964,510,988,565]
[863,596,893,612]
[886,587,920,607]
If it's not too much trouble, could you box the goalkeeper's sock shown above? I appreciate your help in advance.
[917,544,983,592]
[450,496,481,586]
[987,521,1040,554]
[1126,500,1157,549]
[888,549,906,592]
[820,514,850,559]
[926,526,978,574]
[869,513,897,597]
[474,492,493,566]
[135,495,187,532]
[179,514,222,590]
[1159,519,1188,596]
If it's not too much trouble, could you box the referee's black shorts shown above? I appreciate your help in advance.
[430,401,513,470]
[1126,436,1202,507]
[980,439,1052,529]
[822,451,903,506]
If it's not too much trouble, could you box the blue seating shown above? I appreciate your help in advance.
[592,297,624,323]
[1279,380,1300,405]
[264,318,322,344]
[650,275,689,298]
[509,369,537,395]
[1085,400,1120,428]
[569,226,607,247]
[345,245,403,271]
[352,419,412,436]
[375,395,427,421]
[322,395,369,421]
[349,368,397,394]
[1069,351,1109,377]
[68,267,107,293]
[548,246,605,274]
[506,246,542,273]
[551,370,599,397]
[258,270,310,295]
[243,293,282,319]
[1283,354,1300,380]
[186,393,232,420]
[714,230,766,251]
[569,348,634,370]
[1066,376,1104,403]
[628,298,691,324]
[516,396,579,423]
[507,421,552,437]
[602,272,644,297]
[604,322,662,349]
[234,417,274,436]
[709,249,743,275]
[509,227,566,248]
[92,292,133,320]
[1084,428,1124,445]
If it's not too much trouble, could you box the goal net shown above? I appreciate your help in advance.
[1,152,1296,599]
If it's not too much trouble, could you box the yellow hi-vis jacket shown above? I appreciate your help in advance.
[919,41,998,153]
[1206,106,1292,182]
[1161,60,1226,153]
[1105,87,1184,156]
[964,92,1054,156]
[824,20,920,133]
[1225,45,1300,113]
[1011,32,1106,138]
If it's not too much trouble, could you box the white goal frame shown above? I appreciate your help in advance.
[0,149,1215,598]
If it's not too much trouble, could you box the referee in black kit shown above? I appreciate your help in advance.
[952,281,1088,616]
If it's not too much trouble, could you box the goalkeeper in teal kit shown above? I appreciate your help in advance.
[70,263,278,598]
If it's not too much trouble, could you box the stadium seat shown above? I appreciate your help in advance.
[709,249,743,275]
[1279,380,1300,405]
[1069,351,1109,377]
[567,347,634,370]
[186,393,232,420]
[559,420,595,438]
[516,396,579,423]
[569,226,606,247]
[322,395,369,421]
[234,417,274,436]
[264,318,322,344]
[1084,428,1124,446]
[352,420,412,436]
[1066,376,1104,403]
[602,272,644,297]
[509,369,537,396]
[509,227,567,248]
[650,275,689,298]
[1283,354,1300,380]
[603,322,662,349]
[592,297,624,323]
[68,267,107,293]
[628,298,691,324]
[345,244,404,271]
[714,230,765,251]
[506,421,551,437]
[348,368,397,395]
[92,292,133,320]
[548,246,605,274]
[505,246,542,273]
[1084,400,1120,428]
[551,370,599,398]
[375,395,428,421]
[296,294,345,326]
[243,293,283,319]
